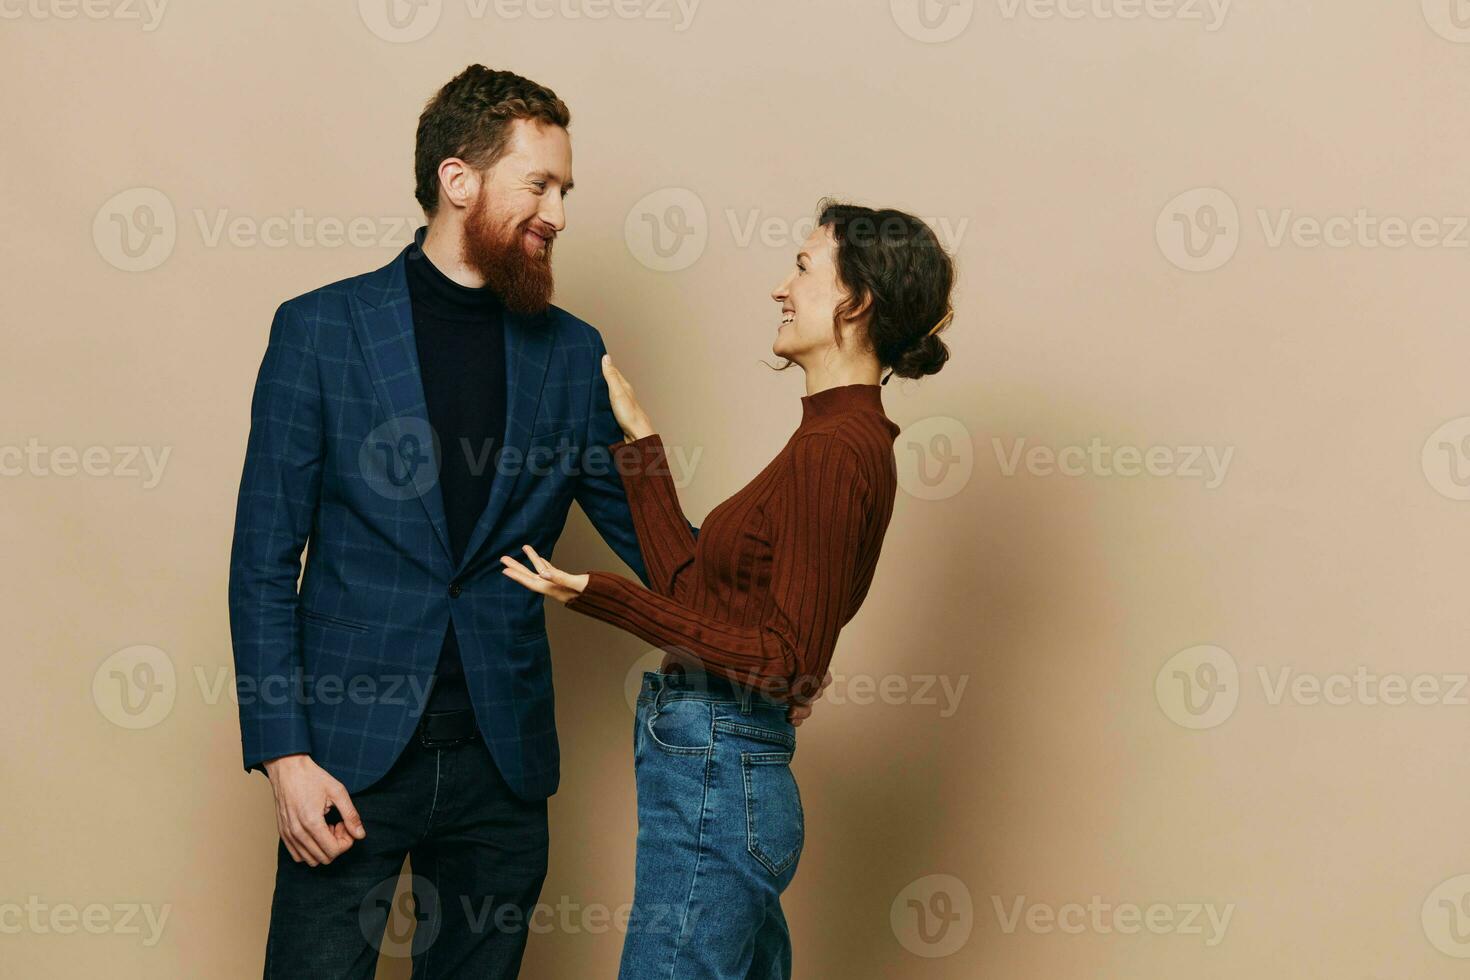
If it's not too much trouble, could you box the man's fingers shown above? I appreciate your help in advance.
[289,818,329,865]
[327,785,366,840]
[279,826,304,864]
[285,820,325,866]
[296,810,340,864]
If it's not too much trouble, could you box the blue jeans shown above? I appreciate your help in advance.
[620,670,806,980]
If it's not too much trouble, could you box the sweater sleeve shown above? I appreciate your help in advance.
[609,433,698,602]
[565,433,871,701]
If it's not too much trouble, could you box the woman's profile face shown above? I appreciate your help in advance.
[769,224,847,364]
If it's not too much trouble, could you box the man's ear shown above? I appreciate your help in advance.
[436,157,481,211]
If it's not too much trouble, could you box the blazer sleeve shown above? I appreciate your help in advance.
[227,301,321,773]
[564,432,870,700]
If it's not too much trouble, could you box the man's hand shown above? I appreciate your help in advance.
[262,753,366,866]
[787,670,834,727]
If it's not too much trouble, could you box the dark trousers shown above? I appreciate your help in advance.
[262,732,548,978]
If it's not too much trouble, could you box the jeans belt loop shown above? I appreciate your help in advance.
[651,672,669,716]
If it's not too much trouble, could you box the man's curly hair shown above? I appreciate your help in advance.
[414,65,571,216]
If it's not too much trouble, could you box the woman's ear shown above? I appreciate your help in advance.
[839,289,873,325]
[834,290,873,348]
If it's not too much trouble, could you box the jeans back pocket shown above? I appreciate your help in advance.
[741,751,804,876]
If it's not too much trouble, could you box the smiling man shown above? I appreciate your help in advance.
[228,66,664,977]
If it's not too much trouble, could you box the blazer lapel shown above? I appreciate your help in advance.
[456,306,554,577]
[348,249,454,565]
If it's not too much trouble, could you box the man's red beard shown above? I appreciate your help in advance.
[461,190,556,314]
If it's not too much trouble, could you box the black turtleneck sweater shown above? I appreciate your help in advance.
[405,240,508,717]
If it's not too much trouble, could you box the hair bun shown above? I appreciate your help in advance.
[891,332,950,380]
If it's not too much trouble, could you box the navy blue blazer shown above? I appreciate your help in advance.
[228,241,673,800]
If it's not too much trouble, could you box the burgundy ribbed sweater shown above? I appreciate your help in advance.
[564,382,902,702]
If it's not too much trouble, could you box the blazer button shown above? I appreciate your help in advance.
[448,583,463,598]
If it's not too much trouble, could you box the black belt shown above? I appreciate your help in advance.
[646,667,786,708]
[416,708,478,747]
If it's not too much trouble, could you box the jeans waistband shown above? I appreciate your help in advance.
[641,669,787,712]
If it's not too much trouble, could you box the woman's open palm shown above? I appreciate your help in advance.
[500,545,587,605]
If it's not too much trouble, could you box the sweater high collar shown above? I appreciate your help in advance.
[800,383,890,424]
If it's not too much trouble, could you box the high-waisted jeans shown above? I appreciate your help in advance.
[620,669,806,980]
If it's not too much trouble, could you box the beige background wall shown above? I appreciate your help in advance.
[6,0,1470,976]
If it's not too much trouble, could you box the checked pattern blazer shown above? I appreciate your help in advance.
[228,241,679,799]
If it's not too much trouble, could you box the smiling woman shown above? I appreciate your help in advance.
[499,199,957,979]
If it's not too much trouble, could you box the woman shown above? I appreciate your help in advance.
[500,199,955,978]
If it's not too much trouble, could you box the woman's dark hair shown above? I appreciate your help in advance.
[809,198,955,381]
[414,65,571,216]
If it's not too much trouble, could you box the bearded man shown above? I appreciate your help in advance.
[227,65,673,977]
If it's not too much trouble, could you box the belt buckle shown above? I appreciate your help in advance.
[419,730,471,749]
[417,709,476,748]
